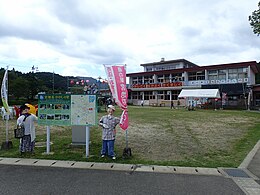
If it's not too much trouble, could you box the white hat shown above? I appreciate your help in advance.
[108,105,115,111]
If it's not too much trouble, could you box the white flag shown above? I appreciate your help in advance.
[1,67,10,114]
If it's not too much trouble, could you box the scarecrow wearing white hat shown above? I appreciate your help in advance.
[99,105,120,160]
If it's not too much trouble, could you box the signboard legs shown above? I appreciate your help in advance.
[46,126,50,154]
[85,126,90,158]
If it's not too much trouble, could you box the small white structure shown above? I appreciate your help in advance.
[178,89,220,98]
[1,107,15,119]
[178,89,220,109]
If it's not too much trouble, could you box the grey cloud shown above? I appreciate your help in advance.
[89,48,127,64]
[195,42,240,55]
[85,48,127,65]
[48,0,118,30]
[0,22,64,45]
[55,40,127,65]
[232,25,260,48]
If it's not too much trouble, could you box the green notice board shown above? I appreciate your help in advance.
[38,94,97,126]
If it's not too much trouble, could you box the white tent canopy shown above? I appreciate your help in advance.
[178,89,220,98]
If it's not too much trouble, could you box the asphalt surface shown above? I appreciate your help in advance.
[0,164,244,195]
[0,140,259,195]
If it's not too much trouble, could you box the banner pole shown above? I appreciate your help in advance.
[5,116,8,142]
[85,126,90,158]
[125,129,128,148]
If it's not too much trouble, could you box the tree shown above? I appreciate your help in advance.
[249,1,260,36]
[10,77,30,100]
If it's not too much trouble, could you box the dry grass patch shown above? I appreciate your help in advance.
[0,107,259,167]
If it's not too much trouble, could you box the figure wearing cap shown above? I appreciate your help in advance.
[99,105,120,160]
[17,104,38,155]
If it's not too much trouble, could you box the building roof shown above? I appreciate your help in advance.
[126,60,259,77]
[140,58,198,67]
[178,89,220,98]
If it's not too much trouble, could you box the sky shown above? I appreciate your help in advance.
[0,0,259,80]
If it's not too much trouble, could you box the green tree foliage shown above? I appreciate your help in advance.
[35,72,67,93]
[9,75,30,100]
[0,68,108,105]
[249,1,260,36]
[0,69,68,102]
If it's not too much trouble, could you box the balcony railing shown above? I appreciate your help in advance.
[188,78,249,85]
[130,78,249,89]
[131,82,183,88]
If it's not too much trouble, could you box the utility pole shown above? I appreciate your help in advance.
[52,71,55,94]
[97,76,102,94]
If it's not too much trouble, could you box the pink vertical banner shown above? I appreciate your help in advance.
[120,109,128,130]
[104,65,128,130]
[104,66,117,101]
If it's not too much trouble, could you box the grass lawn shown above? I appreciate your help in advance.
[0,106,260,168]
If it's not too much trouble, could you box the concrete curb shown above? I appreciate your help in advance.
[0,157,222,176]
[239,140,260,169]
[0,140,259,178]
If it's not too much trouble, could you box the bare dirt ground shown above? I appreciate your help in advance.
[115,114,258,162]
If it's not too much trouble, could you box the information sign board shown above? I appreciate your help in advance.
[38,94,97,126]
[71,95,96,125]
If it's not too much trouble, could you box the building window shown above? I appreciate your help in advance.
[146,66,153,72]
[171,73,183,82]
[132,76,143,84]
[218,69,226,74]
[165,65,174,70]
[157,75,164,83]
[132,92,142,100]
[238,73,247,79]
[218,74,226,80]
[208,69,227,80]
[165,91,170,100]
[157,91,164,100]
[172,90,180,100]
[228,69,239,79]
[208,70,217,74]
[154,66,165,71]
[208,75,218,80]
[164,74,170,83]
[144,75,154,84]
[188,71,205,81]
[217,69,226,80]
[188,72,197,81]
[156,91,171,100]
[144,91,154,100]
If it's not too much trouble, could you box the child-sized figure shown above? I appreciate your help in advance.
[99,105,120,160]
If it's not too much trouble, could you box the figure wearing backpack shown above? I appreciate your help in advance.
[17,104,38,155]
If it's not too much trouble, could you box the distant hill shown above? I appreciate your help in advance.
[35,72,109,92]
[0,69,109,102]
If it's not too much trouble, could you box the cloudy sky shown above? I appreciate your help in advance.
[0,0,259,80]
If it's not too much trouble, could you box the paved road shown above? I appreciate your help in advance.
[0,164,244,195]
